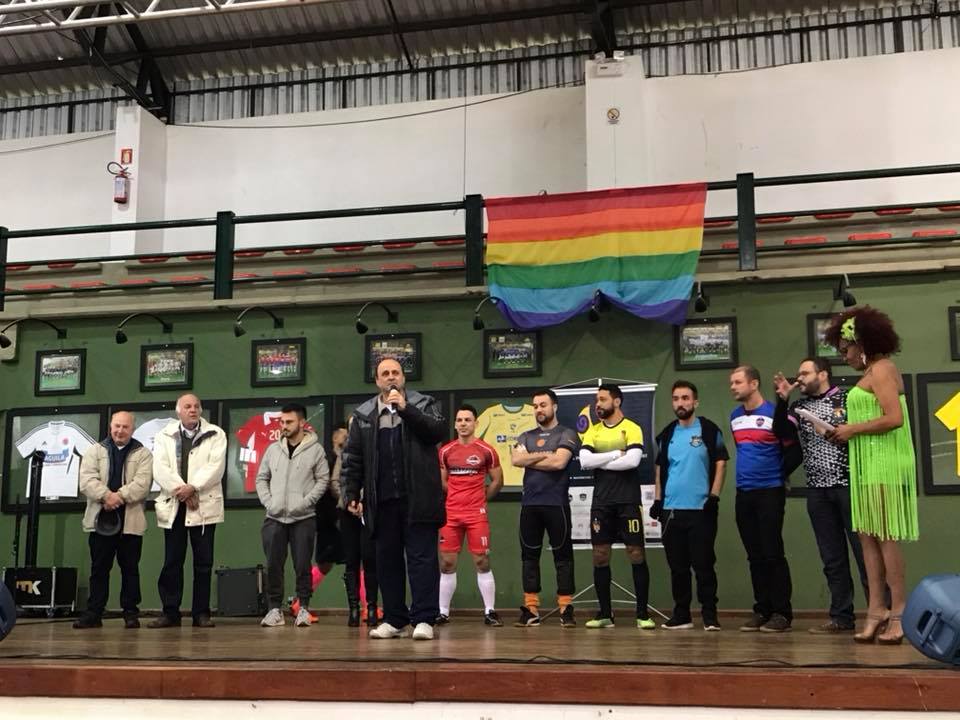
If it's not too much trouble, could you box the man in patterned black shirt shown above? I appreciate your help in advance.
[773,357,868,634]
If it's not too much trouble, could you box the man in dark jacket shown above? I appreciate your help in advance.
[341,357,447,641]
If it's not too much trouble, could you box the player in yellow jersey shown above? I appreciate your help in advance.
[578,384,653,629]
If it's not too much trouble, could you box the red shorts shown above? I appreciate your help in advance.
[439,508,491,555]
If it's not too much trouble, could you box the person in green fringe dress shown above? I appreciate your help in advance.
[823,307,918,645]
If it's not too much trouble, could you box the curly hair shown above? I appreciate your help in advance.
[824,305,901,357]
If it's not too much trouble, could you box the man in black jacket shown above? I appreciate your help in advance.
[341,357,447,641]
[651,381,728,631]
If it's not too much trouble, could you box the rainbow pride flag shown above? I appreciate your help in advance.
[485,183,707,329]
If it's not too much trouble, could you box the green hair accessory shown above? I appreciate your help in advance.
[840,317,857,342]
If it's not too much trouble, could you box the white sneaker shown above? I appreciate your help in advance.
[295,607,312,627]
[369,622,407,639]
[261,608,284,627]
[412,622,434,641]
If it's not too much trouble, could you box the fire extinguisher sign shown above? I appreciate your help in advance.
[120,148,133,164]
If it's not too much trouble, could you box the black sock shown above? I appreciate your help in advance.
[594,565,612,618]
[632,562,650,619]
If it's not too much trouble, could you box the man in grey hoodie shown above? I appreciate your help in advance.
[255,403,329,627]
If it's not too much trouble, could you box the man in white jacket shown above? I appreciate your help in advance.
[149,394,227,628]
[256,403,329,628]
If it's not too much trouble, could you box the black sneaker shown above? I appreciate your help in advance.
[759,613,792,633]
[739,613,768,632]
[662,615,694,630]
[515,606,541,627]
[192,614,216,628]
[559,605,576,628]
[72,614,102,629]
[435,613,450,625]
[147,615,181,628]
[702,613,722,632]
[808,620,854,634]
[484,610,503,627]
[124,615,141,629]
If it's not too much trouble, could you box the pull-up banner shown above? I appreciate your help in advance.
[553,382,661,547]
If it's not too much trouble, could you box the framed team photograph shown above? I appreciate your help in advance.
[2,406,104,512]
[140,343,193,391]
[916,373,958,494]
[34,348,86,396]
[364,333,422,383]
[482,329,542,379]
[221,397,329,506]
[949,307,960,362]
[806,313,843,364]
[251,338,306,387]
[673,317,738,370]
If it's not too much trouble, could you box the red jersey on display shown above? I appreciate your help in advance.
[439,438,499,514]
[235,412,314,492]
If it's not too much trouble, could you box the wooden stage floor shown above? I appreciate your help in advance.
[0,614,956,710]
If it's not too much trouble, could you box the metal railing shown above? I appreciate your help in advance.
[3,162,960,311]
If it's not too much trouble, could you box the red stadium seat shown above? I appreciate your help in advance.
[47,262,76,270]
[912,229,957,238]
[283,248,315,256]
[848,232,892,241]
[233,272,259,279]
[332,244,365,253]
[69,281,107,289]
[434,239,466,247]
[185,253,215,261]
[432,260,465,269]
[784,235,828,246]
[272,269,310,277]
[22,283,61,290]
[6,264,30,272]
[325,266,363,274]
[138,256,169,264]
[757,216,794,224]
[379,263,417,272]
[937,205,960,212]
[814,212,854,220]
[720,240,765,250]
[119,278,157,286]
[874,208,914,216]
[704,220,735,229]
[235,250,267,259]
[383,242,418,250]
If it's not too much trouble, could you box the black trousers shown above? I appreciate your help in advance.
[519,504,575,597]
[735,486,792,621]
[661,508,718,619]
[374,499,440,628]
[807,485,869,626]
[86,531,143,618]
[158,505,217,620]
[339,508,378,605]
[262,516,315,610]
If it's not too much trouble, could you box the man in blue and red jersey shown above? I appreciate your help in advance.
[729,365,802,633]
[437,404,505,626]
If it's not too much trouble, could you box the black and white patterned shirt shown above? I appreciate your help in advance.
[785,386,849,488]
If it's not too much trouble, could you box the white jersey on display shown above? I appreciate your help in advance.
[133,417,176,492]
[15,420,95,498]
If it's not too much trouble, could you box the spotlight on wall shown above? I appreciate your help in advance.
[115,312,173,345]
[588,290,609,323]
[355,301,399,335]
[694,282,709,313]
[472,296,499,331]
[834,274,857,308]
[233,306,284,338]
[0,319,67,349]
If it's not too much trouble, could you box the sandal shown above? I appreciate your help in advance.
[854,612,890,643]
[877,614,904,645]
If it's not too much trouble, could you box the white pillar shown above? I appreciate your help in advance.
[584,54,650,191]
[110,105,167,255]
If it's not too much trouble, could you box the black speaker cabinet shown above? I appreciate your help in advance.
[2,567,77,616]
[216,565,267,617]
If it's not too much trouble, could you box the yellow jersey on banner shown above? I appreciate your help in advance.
[476,403,536,487]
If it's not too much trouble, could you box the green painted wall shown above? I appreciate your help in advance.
[1,272,957,616]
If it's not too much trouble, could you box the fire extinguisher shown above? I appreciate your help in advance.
[107,161,131,205]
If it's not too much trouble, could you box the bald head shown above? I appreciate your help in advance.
[110,411,135,446]
[176,393,202,429]
[375,357,405,397]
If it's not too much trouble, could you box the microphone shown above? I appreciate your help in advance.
[387,384,398,414]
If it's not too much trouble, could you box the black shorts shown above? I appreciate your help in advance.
[591,503,645,546]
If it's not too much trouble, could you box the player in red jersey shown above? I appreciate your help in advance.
[437,404,504,626]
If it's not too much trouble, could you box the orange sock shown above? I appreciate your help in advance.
[524,592,540,612]
[557,594,572,610]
